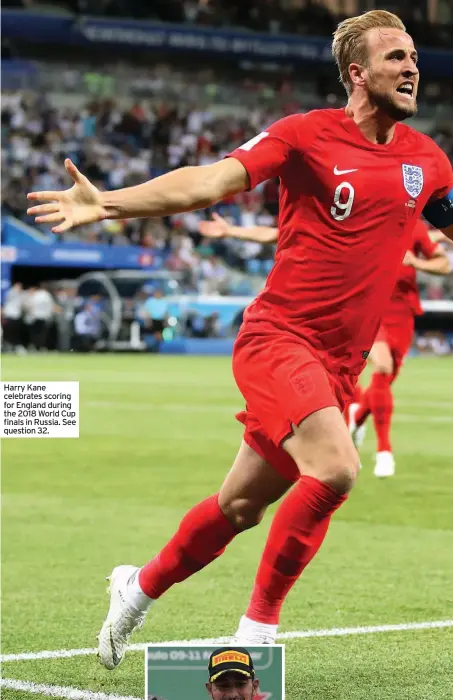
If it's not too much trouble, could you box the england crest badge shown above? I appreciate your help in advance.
[402,164,424,198]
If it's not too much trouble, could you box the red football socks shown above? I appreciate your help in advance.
[355,389,371,427]
[138,494,239,599]
[246,476,347,625]
[352,383,365,404]
[355,374,394,450]
[366,372,394,452]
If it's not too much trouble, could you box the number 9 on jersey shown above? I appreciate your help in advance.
[331,182,355,221]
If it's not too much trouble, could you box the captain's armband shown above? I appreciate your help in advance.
[423,187,453,229]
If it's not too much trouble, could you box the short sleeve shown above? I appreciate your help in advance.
[226,114,305,190]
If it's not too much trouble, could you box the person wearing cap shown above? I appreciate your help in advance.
[206,648,259,700]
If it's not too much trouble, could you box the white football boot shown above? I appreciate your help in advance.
[98,565,153,669]
[348,403,367,449]
[230,615,277,645]
[374,451,395,478]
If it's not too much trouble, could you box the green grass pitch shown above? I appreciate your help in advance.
[2,354,453,699]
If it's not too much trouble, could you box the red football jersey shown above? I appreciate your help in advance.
[389,218,437,317]
[228,108,453,374]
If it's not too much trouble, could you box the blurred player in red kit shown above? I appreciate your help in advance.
[348,218,450,476]
[199,215,451,478]
[27,10,453,668]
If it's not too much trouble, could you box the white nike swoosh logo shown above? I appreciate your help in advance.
[334,166,359,175]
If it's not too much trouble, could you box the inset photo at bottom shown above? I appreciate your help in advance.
[146,644,285,700]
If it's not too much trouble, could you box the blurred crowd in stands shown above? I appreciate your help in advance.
[1,278,232,354]
[1,281,103,353]
[4,0,453,49]
[4,267,450,355]
[2,86,453,290]
[1,87,281,281]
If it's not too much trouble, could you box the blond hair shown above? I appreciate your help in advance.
[332,10,406,96]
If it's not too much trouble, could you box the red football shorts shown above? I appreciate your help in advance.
[233,330,357,483]
[374,313,415,377]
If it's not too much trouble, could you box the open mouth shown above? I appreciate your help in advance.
[396,82,414,98]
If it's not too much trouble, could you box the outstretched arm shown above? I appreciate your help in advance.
[27,114,301,233]
[198,213,278,243]
[403,246,451,275]
[429,230,453,246]
[27,158,249,233]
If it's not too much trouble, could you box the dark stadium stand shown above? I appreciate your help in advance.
[3,0,453,48]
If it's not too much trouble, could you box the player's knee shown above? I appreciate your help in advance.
[309,444,360,493]
[219,497,265,531]
[322,459,359,493]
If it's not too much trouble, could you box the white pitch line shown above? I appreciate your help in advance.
[0,679,140,700]
[1,647,101,662]
[276,619,453,640]
[2,619,452,664]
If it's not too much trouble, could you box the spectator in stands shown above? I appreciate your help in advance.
[139,287,168,351]
[54,285,83,351]
[22,283,55,351]
[2,173,28,219]
[185,308,220,338]
[185,310,207,338]
[237,239,264,272]
[1,282,25,353]
[204,310,221,338]
[416,331,451,356]
[231,307,245,336]
[73,302,101,352]
[197,252,228,294]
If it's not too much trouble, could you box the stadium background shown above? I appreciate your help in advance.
[1,0,453,355]
[2,3,453,700]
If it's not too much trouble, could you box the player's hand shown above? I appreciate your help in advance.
[198,212,230,238]
[27,159,107,233]
[402,250,418,268]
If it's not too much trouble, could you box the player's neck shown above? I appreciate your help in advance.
[346,97,397,146]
